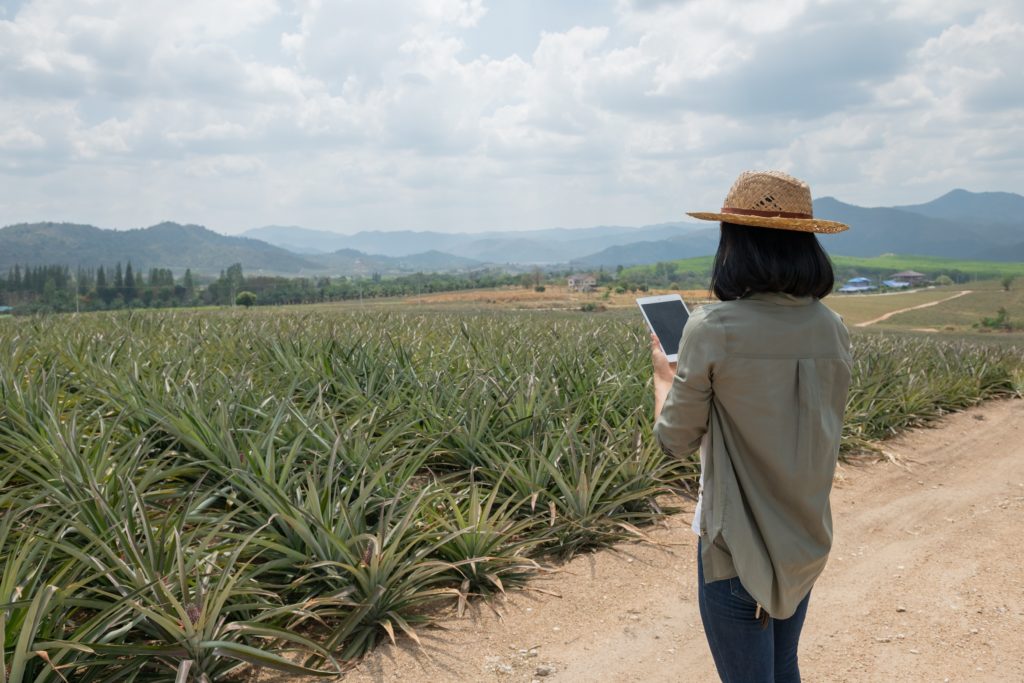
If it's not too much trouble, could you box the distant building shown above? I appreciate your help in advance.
[889,270,927,285]
[0,306,12,313]
[881,280,911,289]
[838,277,876,294]
[567,273,597,292]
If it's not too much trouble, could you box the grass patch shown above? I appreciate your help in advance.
[829,254,1024,280]
[875,280,1024,333]
[825,288,964,327]
[620,254,1024,287]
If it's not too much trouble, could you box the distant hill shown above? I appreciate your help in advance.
[305,248,482,275]
[0,222,318,274]
[246,190,1024,267]
[814,199,976,258]
[243,222,706,262]
[975,240,1024,263]
[388,250,483,271]
[569,190,1024,266]
[5,189,1023,276]
[813,197,1024,260]
[0,222,489,276]
[242,225,354,254]
[569,230,720,267]
[893,189,1024,224]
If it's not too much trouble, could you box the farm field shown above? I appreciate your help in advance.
[399,285,712,310]
[829,254,1024,279]
[619,253,1024,284]
[1,308,1022,679]
[863,279,1024,333]
[386,278,1024,339]
[822,287,965,326]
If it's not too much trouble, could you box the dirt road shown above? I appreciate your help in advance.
[854,290,973,328]
[274,398,1024,682]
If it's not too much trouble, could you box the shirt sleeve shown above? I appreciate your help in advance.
[653,307,723,459]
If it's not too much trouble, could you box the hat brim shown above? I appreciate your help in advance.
[687,211,848,234]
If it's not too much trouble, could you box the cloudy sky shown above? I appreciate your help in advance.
[1,0,1021,234]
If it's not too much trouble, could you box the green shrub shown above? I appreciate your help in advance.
[975,307,1014,331]
[235,290,257,307]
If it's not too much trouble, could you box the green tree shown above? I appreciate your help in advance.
[1002,275,1014,292]
[235,291,257,308]
[183,269,195,299]
[124,263,137,302]
[224,263,245,305]
[96,265,114,306]
[43,277,57,304]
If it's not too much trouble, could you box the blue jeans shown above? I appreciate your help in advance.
[697,542,811,683]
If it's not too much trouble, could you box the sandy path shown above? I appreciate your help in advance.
[268,398,1024,682]
[854,290,972,328]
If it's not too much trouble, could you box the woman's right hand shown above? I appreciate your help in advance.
[651,333,677,387]
[651,333,677,421]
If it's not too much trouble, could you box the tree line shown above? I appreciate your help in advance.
[0,262,531,314]
[1,263,197,313]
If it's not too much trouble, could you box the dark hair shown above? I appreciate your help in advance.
[710,222,834,301]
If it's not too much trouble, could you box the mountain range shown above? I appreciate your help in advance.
[2,189,1022,276]
[0,222,486,277]
[815,190,1024,261]
[244,189,1024,267]
[242,222,708,263]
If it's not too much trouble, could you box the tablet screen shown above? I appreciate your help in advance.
[640,299,689,358]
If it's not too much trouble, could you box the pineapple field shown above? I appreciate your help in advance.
[1,309,1021,680]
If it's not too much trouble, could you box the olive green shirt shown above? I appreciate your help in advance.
[654,292,852,619]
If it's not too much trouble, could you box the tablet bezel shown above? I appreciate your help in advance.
[636,293,690,363]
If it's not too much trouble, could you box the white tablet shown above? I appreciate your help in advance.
[637,294,690,363]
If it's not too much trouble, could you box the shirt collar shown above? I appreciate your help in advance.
[745,292,816,306]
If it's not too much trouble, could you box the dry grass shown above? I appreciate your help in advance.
[824,287,964,326]
[878,280,1024,333]
[403,286,713,310]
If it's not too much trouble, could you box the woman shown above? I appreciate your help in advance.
[652,170,853,683]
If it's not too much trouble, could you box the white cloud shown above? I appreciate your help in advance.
[0,126,46,150]
[0,0,1021,232]
[186,154,266,178]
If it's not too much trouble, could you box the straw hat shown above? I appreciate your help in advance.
[687,170,848,234]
